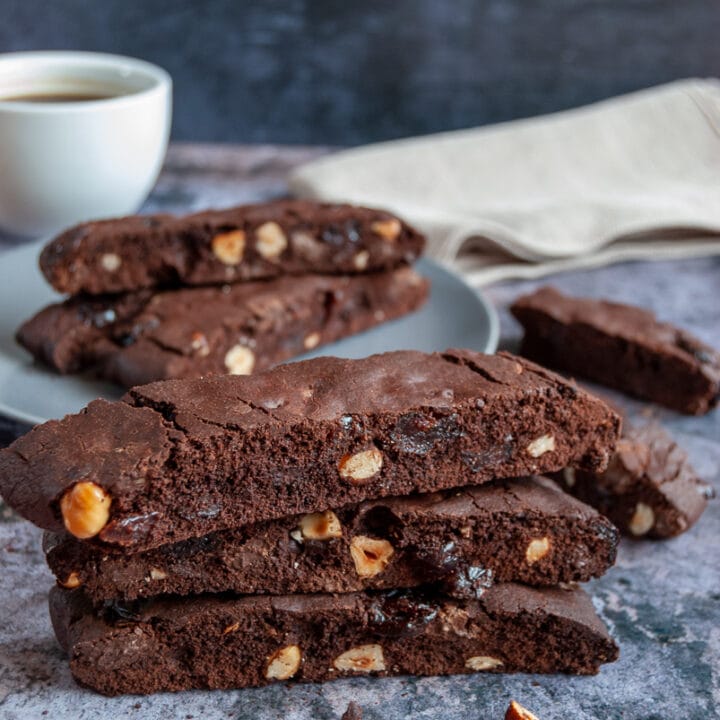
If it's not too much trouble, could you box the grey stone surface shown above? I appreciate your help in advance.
[1,1,719,144]
[0,144,718,719]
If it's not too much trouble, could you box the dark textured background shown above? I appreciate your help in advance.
[1,0,718,144]
[0,0,719,134]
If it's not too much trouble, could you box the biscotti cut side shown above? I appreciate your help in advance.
[511,286,720,415]
[556,424,714,539]
[50,583,619,695]
[0,350,620,551]
[17,267,428,387]
[40,200,426,295]
[45,476,619,603]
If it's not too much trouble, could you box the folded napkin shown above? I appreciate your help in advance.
[290,79,720,285]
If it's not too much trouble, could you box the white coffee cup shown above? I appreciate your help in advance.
[0,51,172,237]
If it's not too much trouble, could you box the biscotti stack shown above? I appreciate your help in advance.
[0,350,623,695]
[17,200,428,387]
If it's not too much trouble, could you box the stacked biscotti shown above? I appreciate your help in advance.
[17,200,429,387]
[0,349,624,695]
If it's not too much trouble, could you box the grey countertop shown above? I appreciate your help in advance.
[0,144,718,720]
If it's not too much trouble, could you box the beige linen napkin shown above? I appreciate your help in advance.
[289,79,720,285]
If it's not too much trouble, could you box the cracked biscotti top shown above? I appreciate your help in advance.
[39,199,426,295]
[557,423,714,539]
[0,349,620,551]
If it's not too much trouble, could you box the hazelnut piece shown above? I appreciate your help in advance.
[298,510,342,540]
[256,222,288,261]
[59,572,82,589]
[338,448,383,483]
[350,535,394,577]
[265,644,302,680]
[353,250,370,271]
[211,229,246,265]
[224,344,255,375]
[465,655,503,671]
[629,502,655,536]
[370,218,401,242]
[100,253,122,272]
[149,568,167,580]
[563,467,576,487]
[505,700,541,720]
[223,621,240,635]
[526,434,556,458]
[333,644,385,673]
[525,537,551,564]
[60,481,111,539]
[190,331,210,357]
[303,332,321,350]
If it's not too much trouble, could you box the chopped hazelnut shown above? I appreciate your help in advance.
[211,229,246,265]
[190,331,210,357]
[353,250,370,271]
[303,332,321,350]
[59,572,82,589]
[526,434,556,458]
[60,481,111,539]
[505,700,541,720]
[370,218,401,242]
[465,655,503,671]
[629,502,655,536]
[149,568,167,581]
[333,644,385,673]
[256,221,288,261]
[291,230,324,261]
[338,448,383,483]
[525,537,551,564]
[265,644,302,680]
[224,344,255,375]
[563,467,576,487]
[298,510,343,540]
[350,535,394,577]
[100,253,121,272]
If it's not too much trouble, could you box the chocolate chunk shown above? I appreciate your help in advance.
[511,286,720,415]
[17,267,428,387]
[556,424,713,539]
[342,702,363,720]
[45,476,618,603]
[40,200,425,295]
[0,350,620,551]
[49,583,618,695]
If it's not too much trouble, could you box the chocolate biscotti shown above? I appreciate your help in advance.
[0,350,621,551]
[17,267,428,387]
[40,200,425,295]
[511,286,720,415]
[50,583,619,695]
[558,424,713,539]
[45,476,619,602]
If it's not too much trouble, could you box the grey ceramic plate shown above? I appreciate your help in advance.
[0,242,498,424]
